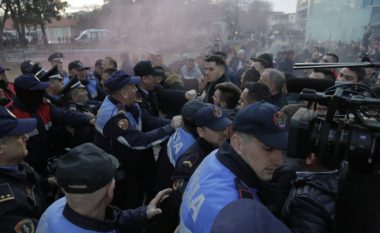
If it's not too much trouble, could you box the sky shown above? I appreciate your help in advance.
[270,0,297,13]
[66,0,298,13]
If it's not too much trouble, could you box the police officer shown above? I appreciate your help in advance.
[180,101,288,232]
[48,52,68,79]
[40,65,64,106]
[36,143,171,233]
[94,70,182,209]
[10,74,95,175]
[60,77,96,147]
[148,103,232,233]
[154,100,203,196]
[0,107,47,233]
[68,60,103,101]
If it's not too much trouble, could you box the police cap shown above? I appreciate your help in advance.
[233,101,288,150]
[0,106,37,138]
[55,143,119,194]
[193,104,232,131]
[48,52,64,62]
[105,70,140,92]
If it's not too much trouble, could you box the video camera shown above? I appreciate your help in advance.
[288,63,380,171]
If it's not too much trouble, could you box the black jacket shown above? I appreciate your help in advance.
[282,171,339,233]
[145,138,216,233]
[205,74,230,103]
[0,162,47,232]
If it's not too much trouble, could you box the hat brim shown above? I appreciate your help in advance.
[30,82,50,91]
[207,117,233,131]
[130,76,141,84]
[77,67,91,71]
[256,132,288,150]
[7,118,37,136]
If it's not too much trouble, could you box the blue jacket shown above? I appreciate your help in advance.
[36,197,148,233]
[94,96,174,164]
[180,141,287,233]
[167,127,196,166]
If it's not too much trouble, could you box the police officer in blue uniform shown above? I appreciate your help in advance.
[154,100,203,197]
[94,70,182,209]
[36,143,172,233]
[0,107,48,233]
[180,101,288,233]
[67,60,105,101]
[147,103,232,233]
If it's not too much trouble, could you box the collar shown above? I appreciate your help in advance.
[296,170,339,179]
[216,141,265,189]
[63,203,119,232]
[197,138,217,155]
[138,86,149,96]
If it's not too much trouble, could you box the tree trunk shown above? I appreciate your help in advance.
[0,9,9,49]
[15,0,27,46]
[40,21,48,45]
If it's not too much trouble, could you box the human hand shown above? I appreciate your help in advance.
[146,188,172,219]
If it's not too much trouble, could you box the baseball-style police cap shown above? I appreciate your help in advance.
[194,104,232,131]
[181,100,205,123]
[60,76,85,95]
[0,65,9,74]
[40,65,62,82]
[68,60,90,71]
[0,107,37,138]
[105,70,140,92]
[133,60,155,77]
[233,101,288,150]
[55,143,119,194]
[48,52,64,62]
[211,199,292,233]
[14,74,50,91]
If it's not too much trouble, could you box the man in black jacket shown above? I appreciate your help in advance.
[0,106,48,233]
[203,55,231,103]
[281,136,343,233]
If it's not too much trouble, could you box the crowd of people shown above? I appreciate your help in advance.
[0,42,380,233]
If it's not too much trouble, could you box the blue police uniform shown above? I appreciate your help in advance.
[180,148,259,233]
[167,127,196,166]
[211,199,292,233]
[94,70,175,209]
[37,198,113,233]
[180,102,289,233]
[37,197,149,233]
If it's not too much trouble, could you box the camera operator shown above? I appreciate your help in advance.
[281,136,342,233]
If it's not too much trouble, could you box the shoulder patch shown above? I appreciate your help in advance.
[182,153,200,168]
[14,219,35,233]
[0,183,15,203]
[118,119,129,130]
